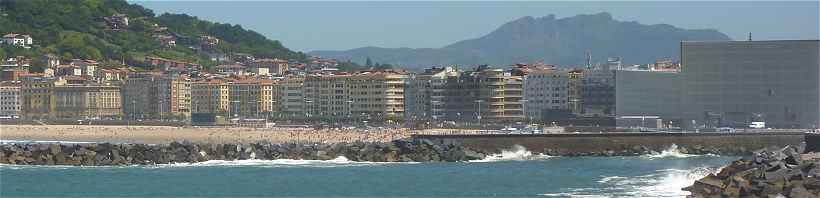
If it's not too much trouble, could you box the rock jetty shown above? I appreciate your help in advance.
[0,139,487,166]
[684,145,820,197]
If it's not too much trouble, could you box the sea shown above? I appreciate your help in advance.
[0,144,735,198]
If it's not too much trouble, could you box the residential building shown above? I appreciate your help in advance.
[304,73,351,118]
[103,14,129,31]
[2,33,33,48]
[215,64,246,76]
[147,56,201,72]
[405,66,460,120]
[250,59,289,75]
[567,69,584,114]
[122,72,160,119]
[55,65,82,77]
[69,59,98,77]
[21,77,55,118]
[157,74,192,120]
[249,67,269,76]
[347,70,407,119]
[304,70,408,120]
[441,65,524,122]
[95,68,130,82]
[191,79,231,116]
[154,35,176,48]
[199,35,219,50]
[278,76,304,117]
[51,81,122,118]
[228,79,276,119]
[0,57,30,81]
[0,81,21,118]
[523,68,570,121]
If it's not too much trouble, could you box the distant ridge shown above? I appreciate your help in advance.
[310,12,731,69]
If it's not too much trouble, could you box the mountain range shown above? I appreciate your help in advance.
[310,12,732,69]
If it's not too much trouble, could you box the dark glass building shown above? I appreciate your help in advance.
[680,40,819,129]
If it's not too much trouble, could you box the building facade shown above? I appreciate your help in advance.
[250,59,289,76]
[348,71,407,120]
[51,83,122,118]
[567,69,584,114]
[122,72,160,119]
[405,67,460,120]
[0,82,21,118]
[21,78,55,118]
[157,75,192,120]
[680,40,820,129]
[582,65,616,116]
[441,66,524,122]
[615,70,682,128]
[523,68,569,121]
[191,79,230,115]
[278,77,305,117]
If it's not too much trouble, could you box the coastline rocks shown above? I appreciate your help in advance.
[0,139,488,166]
[683,145,820,197]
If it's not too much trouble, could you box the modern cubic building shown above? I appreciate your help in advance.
[680,40,819,129]
[615,70,682,128]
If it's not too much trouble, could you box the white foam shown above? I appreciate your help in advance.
[470,145,552,162]
[594,167,717,197]
[597,176,627,183]
[159,156,418,168]
[538,192,608,198]
[643,144,697,159]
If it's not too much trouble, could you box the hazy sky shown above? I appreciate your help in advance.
[134,1,820,52]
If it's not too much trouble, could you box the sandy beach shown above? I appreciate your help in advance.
[0,125,478,144]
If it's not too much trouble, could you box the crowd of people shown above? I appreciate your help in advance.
[0,125,461,144]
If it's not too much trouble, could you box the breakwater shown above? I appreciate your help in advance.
[684,145,820,197]
[413,132,808,156]
[0,140,487,166]
[807,133,820,153]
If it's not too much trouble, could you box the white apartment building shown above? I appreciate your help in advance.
[523,69,569,121]
[0,82,21,118]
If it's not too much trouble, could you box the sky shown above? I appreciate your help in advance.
[133,1,820,52]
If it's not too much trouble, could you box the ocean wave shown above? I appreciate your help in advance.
[0,156,420,169]
[158,156,420,168]
[641,144,717,159]
[538,192,608,198]
[549,166,719,197]
[469,145,552,162]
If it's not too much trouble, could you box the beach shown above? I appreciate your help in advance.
[0,125,432,144]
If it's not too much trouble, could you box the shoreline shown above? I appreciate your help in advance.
[0,125,425,144]
[0,139,740,166]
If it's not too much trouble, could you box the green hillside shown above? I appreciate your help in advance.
[0,0,306,72]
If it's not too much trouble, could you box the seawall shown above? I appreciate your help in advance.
[413,132,809,156]
[808,133,820,153]
[0,140,488,166]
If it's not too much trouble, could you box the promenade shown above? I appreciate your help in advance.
[0,125,433,144]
